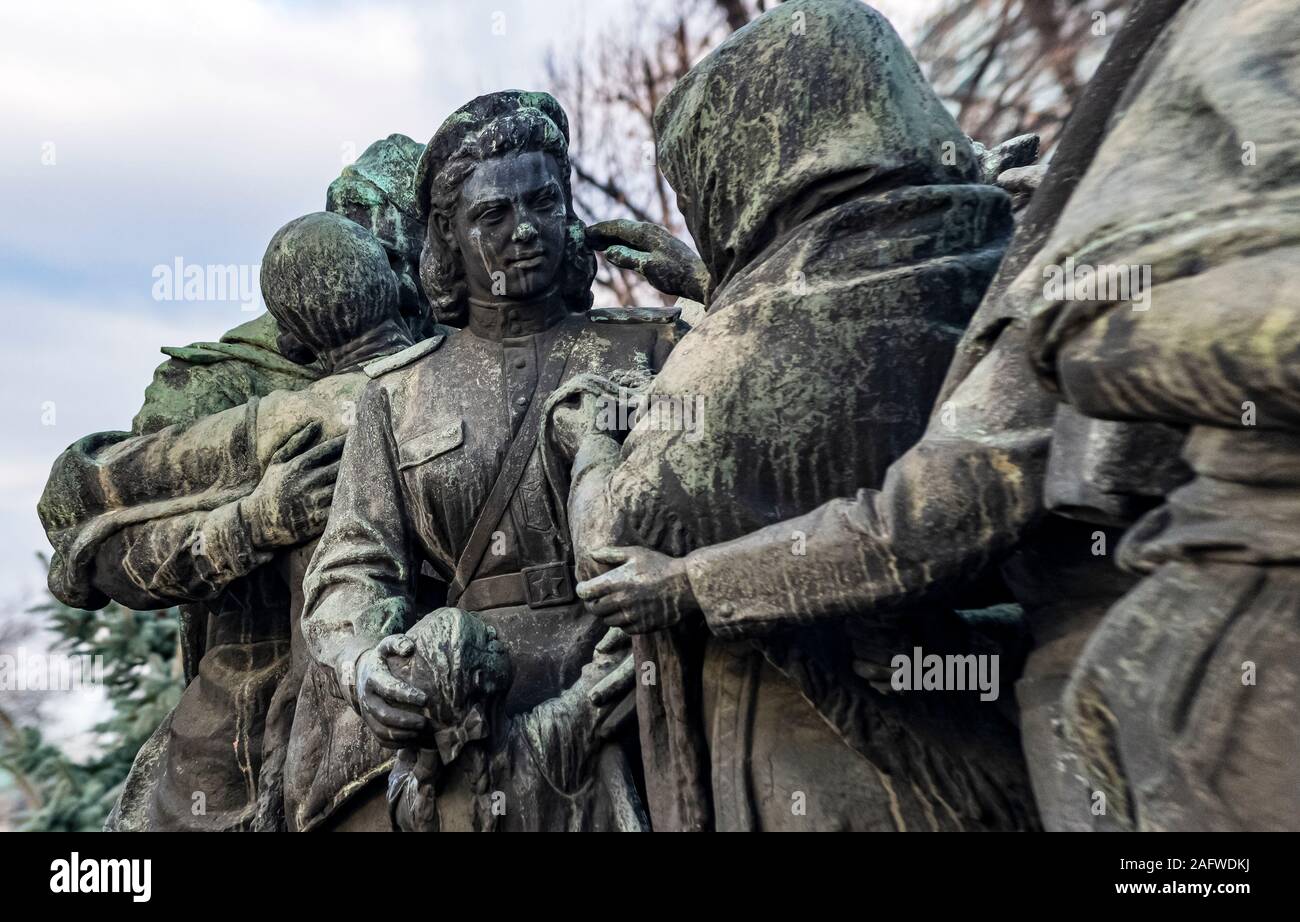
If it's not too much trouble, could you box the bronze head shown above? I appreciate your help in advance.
[259,212,404,370]
[326,133,434,339]
[415,91,595,325]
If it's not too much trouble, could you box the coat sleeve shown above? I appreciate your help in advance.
[301,379,417,702]
[682,321,1056,638]
[132,357,255,436]
[38,400,264,610]
[1054,248,1300,431]
[85,501,270,610]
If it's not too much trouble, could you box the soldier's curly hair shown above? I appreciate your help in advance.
[419,108,595,325]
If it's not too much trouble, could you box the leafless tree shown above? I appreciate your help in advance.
[547,0,768,305]
[916,0,1133,152]
[548,0,1130,305]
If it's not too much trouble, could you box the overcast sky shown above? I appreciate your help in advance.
[0,0,933,605]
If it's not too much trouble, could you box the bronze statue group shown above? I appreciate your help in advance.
[37,0,1300,832]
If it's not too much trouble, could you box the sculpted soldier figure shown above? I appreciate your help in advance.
[39,212,418,830]
[1028,0,1300,831]
[575,0,1190,831]
[37,136,432,831]
[293,91,674,831]
[563,0,1037,831]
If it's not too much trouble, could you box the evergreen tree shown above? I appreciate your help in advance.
[0,555,181,831]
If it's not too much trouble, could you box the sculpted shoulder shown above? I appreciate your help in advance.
[587,306,680,326]
[362,331,450,379]
[582,306,683,372]
[359,327,462,431]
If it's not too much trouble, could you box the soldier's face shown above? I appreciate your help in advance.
[453,150,568,302]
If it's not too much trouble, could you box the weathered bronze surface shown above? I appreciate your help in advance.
[36,0,1298,832]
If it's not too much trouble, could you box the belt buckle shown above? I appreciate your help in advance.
[521,562,575,608]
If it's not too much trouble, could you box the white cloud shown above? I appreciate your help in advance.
[0,0,594,279]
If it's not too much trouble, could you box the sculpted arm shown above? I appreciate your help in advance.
[554,323,680,582]
[84,424,343,609]
[85,504,270,611]
[300,380,429,744]
[40,380,350,611]
[578,323,1057,638]
[1050,252,1300,430]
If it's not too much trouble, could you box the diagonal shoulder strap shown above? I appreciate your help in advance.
[447,315,585,606]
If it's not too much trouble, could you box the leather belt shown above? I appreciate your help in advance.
[458,562,577,611]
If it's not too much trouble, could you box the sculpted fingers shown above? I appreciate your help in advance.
[589,654,636,707]
[364,713,425,747]
[577,547,637,596]
[583,219,623,250]
[588,546,635,566]
[602,245,650,274]
[376,634,415,659]
[302,434,347,467]
[366,700,426,732]
[270,422,322,466]
[594,626,631,656]
[585,590,635,620]
[299,461,340,491]
[366,666,427,708]
[274,422,323,464]
[577,568,633,602]
[586,219,656,251]
[287,434,345,474]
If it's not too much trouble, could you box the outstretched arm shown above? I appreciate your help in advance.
[586,220,709,304]
[87,424,342,610]
[578,322,1056,639]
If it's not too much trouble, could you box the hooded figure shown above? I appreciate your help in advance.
[1027,0,1300,830]
[573,0,1195,832]
[565,0,1034,831]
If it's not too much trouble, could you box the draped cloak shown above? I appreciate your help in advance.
[587,0,1035,830]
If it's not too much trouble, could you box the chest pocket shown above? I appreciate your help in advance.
[397,418,464,471]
